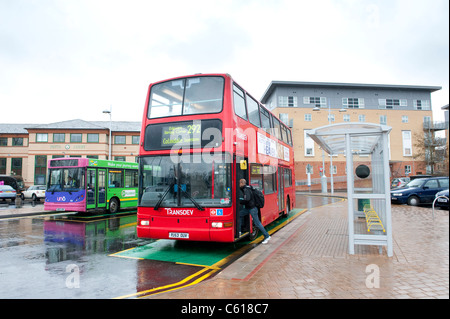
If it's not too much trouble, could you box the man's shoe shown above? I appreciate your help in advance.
[262,236,271,244]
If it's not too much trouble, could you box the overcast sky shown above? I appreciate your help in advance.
[0,0,448,124]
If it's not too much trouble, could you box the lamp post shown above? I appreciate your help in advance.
[313,104,347,194]
[102,106,112,160]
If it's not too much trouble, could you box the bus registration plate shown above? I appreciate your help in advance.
[169,232,189,239]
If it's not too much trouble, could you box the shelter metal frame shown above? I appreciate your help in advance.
[308,123,393,257]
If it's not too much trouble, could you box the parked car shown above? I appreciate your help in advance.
[391,177,410,189]
[391,176,449,206]
[409,175,432,181]
[21,185,46,201]
[434,189,449,210]
[0,175,25,195]
[0,185,17,203]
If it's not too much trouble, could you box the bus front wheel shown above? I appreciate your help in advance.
[109,198,120,214]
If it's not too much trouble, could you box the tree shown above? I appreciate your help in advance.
[413,130,448,175]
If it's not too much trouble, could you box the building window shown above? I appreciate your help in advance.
[331,165,337,175]
[87,133,99,143]
[279,113,289,126]
[35,155,47,184]
[36,133,48,143]
[303,96,326,108]
[132,136,140,144]
[12,138,24,146]
[402,131,412,156]
[70,134,82,143]
[304,130,315,156]
[53,133,65,143]
[328,113,335,123]
[343,114,350,122]
[114,136,126,144]
[378,98,407,109]
[304,114,312,122]
[402,116,409,123]
[414,100,430,110]
[0,158,6,174]
[405,165,411,175]
[114,156,126,161]
[11,158,22,176]
[380,115,387,125]
[342,98,364,108]
[358,115,366,122]
[279,96,297,107]
[87,155,99,159]
[0,137,7,146]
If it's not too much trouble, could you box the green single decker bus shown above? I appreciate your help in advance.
[45,158,139,213]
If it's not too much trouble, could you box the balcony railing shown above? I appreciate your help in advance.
[423,121,449,130]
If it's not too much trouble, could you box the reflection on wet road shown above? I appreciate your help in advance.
[0,211,146,298]
[0,194,342,298]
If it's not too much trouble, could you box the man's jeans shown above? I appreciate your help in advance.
[239,207,270,239]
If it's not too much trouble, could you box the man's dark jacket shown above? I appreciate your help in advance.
[240,186,255,209]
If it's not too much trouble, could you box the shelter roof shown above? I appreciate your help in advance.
[307,122,392,155]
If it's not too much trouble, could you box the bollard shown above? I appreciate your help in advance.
[321,174,327,193]
[15,194,23,208]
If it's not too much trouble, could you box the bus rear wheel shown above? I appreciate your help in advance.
[109,198,120,214]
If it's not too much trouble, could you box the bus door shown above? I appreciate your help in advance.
[97,169,107,209]
[235,156,248,238]
[278,167,285,213]
[87,168,97,209]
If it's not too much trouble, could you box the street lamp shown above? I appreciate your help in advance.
[313,104,347,194]
[102,106,112,160]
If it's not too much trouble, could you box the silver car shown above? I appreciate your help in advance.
[391,177,410,189]
[0,185,17,203]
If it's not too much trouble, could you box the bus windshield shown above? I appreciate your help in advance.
[139,153,231,208]
[148,76,224,119]
[47,168,85,192]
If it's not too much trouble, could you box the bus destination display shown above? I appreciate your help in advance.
[161,122,201,147]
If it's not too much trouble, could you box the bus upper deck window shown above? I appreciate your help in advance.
[148,76,224,119]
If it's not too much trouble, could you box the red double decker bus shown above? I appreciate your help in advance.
[137,74,295,242]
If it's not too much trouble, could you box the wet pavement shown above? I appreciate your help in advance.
[149,196,449,299]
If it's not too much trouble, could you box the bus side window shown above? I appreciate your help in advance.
[250,163,263,190]
[260,106,271,135]
[109,170,123,188]
[263,165,276,194]
[272,116,282,140]
[125,170,138,188]
[233,84,247,120]
[246,95,261,128]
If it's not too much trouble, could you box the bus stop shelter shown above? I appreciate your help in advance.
[307,123,393,257]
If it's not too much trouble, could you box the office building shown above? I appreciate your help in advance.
[0,119,140,186]
[261,81,445,190]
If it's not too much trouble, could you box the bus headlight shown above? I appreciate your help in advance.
[211,222,233,228]
[140,220,150,226]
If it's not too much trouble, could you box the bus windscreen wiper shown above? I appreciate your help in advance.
[179,187,205,211]
[154,180,176,210]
